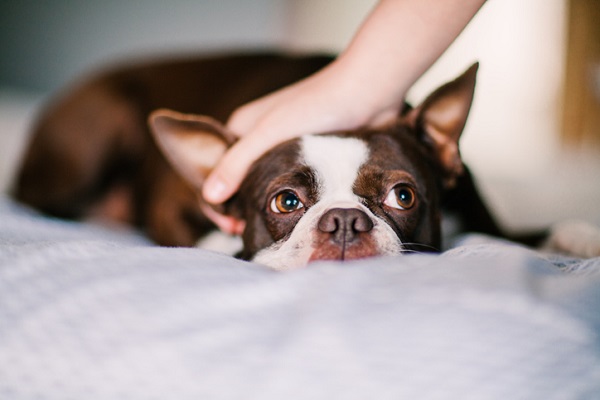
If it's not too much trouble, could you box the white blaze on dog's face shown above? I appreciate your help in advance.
[251,135,403,269]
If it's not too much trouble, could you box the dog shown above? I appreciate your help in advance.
[15,52,535,269]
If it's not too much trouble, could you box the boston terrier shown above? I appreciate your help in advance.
[15,53,551,270]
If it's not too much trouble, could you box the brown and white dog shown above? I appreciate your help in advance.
[15,53,512,269]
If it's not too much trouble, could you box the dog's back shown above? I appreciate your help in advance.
[15,53,333,245]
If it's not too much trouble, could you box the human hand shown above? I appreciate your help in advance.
[201,60,401,204]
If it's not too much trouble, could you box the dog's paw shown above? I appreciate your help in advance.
[196,230,243,256]
[543,220,600,258]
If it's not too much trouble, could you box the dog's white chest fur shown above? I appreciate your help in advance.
[252,135,403,270]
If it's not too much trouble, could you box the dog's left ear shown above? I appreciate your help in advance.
[405,63,478,187]
[148,109,245,235]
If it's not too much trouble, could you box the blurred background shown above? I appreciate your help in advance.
[0,0,598,232]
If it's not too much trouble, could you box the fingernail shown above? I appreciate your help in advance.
[203,176,228,203]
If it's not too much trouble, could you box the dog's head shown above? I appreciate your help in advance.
[149,63,478,269]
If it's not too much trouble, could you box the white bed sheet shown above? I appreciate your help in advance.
[2,86,600,399]
[1,196,600,399]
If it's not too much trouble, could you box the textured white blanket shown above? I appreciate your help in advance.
[1,195,599,399]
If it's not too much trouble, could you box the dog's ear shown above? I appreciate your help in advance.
[149,109,245,235]
[405,63,478,187]
[149,109,237,190]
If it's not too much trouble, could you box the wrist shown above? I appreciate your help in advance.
[327,50,406,126]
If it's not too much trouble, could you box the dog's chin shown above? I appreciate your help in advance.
[251,241,383,270]
[308,245,380,263]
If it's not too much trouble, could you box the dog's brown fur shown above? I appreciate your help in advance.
[15,52,513,257]
[15,52,600,262]
[16,53,333,246]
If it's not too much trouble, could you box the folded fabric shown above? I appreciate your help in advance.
[1,196,599,400]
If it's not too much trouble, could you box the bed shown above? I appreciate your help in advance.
[1,89,600,399]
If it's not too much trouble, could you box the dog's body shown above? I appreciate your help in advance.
[16,53,334,248]
[15,52,507,269]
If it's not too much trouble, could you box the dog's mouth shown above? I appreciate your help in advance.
[308,236,381,263]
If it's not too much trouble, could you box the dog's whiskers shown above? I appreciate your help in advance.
[400,242,440,254]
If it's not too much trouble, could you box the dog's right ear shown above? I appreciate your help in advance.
[149,109,246,235]
[148,109,237,190]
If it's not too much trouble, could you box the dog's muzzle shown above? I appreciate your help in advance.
[309,207,380,262]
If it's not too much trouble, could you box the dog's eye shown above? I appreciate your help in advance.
[270,191,304,214]
[384,185,416,210]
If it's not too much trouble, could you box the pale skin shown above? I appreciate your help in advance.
[203,0,487,204]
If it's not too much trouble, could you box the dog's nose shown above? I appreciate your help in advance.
[318,208,374,244]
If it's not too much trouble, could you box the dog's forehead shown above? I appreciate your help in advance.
[300,135,369,200]
[241,138,304,196]
[300,131,422,184]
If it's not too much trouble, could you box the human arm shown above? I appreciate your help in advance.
[203,0,487,204]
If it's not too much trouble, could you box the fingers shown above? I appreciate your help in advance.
[202,133,274,204]
[203,95,284,203]
[368,106,401,128]
[201,66,369,205]
[226,85,292,136]
[226,100,268,137]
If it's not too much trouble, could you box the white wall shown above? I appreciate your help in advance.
[407,0,567,179]
[1,0,598,229]
[283,0,378,52]
[285,0,600,230]
[0,0,289,91]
